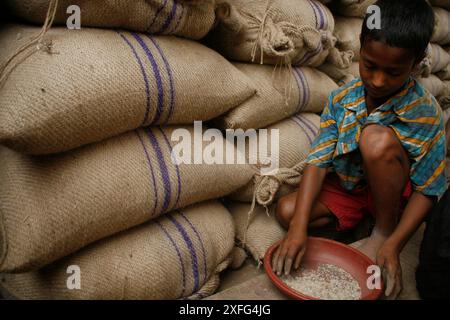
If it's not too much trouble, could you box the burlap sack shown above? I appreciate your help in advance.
[329,0,376,18]
[440,80,450,109]
[318,61,359,85]
[0,201,235,299]
[437,64,450,80]
[334,17,363,61]
[432,7,450,45]
[4,0,215,40]
[229,113,320,204]
[228,202,285,262]
[421,44,450,76]
[206,0,353,68]
[417,74,447,97]
[430,0,450,10]
[0,125,254,273]
[0,25,256,155]
[217,64,337,130]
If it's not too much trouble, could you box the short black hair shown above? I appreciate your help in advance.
[361,0,434,62]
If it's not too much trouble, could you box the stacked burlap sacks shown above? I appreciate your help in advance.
[4,0,215,40]
[206,0,353,69]
[215,64,337,130]
[0,201,236,299]
[0,125,254,273]
[228,113,320,206]
[0,24,256,154]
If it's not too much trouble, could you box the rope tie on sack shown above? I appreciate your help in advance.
[242,161,307,246]
[0,0,59,89]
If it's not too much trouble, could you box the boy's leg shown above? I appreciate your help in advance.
[357,124,410,261]
[276,191,335,230]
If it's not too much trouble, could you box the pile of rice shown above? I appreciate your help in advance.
[281,263,361,300]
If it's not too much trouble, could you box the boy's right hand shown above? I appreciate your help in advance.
[272,226,308,276]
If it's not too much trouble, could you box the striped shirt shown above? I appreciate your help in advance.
[306,77,447,197]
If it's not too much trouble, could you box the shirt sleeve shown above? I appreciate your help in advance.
[306,94,339,168]
[407,101,447,197]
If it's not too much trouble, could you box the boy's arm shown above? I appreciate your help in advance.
[272,164,328,276]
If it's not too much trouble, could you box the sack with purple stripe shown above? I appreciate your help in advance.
[206,0,353,68]
[4,0,215,40]
[0,25,256,154]
[228,113,320,204]
[216,64,337,130]
[0,201,235,299]
[334,17,363,61]
[0,126,254,272]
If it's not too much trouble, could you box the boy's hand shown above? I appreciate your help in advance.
[272,226,308,276]
[376,243,402,299]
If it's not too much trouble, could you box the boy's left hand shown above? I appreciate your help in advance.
[376,243,402,299]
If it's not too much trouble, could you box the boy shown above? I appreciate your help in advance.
[272,0,447,299]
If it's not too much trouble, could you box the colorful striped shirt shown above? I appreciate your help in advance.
[306,77,447,197]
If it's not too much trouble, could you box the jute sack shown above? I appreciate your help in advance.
[206,0,353,68]
[0,126,254,273]
[4,0,215,40]
[0,201,235,299]
[334,17,363,61]
[229,113,320,204]
[432,7,450,45]
[318,61,359,86]
[228,202,285,262]
[417,74,447,98]
[429,0,450,10]
[437,64,450,80]
[421,44,450,76]
[0,25,256,155]
[217,64,337,130]
[439,81,450,109]
[329,0,376,18]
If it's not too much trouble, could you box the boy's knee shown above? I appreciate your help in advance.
[359,124,404,163]
[276,195,295,229]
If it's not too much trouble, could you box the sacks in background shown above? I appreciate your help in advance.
[421,44,450,77]
[417,74,447,98]
[0,25,256,154]
[334,16,363,61]
[329,0,376,18]
[228,202,285,262]
[229,113,320,203]
[0,126,254,272]
[217,64,337,130]
[4,0,215,40]
[0,201,235,299]
[206,0,353,68]
[318,61,359,85]
[432,7,450,45]
[429,0,450,10]
[437,64,450,80]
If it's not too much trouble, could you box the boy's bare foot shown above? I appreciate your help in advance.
[356,228,390,262]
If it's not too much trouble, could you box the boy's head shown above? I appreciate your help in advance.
[359,0,434,102]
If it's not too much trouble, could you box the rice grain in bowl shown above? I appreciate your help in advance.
[264,237,384,300]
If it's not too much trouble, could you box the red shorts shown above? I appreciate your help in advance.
[318,174,413,231]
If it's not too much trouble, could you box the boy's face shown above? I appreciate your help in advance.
[359,38,418,102]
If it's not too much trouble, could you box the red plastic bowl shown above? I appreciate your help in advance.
[264,237,384,300]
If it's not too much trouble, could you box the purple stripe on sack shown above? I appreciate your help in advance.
[132,33,165,124]
[146,128,172,214]
[311,0,326,30]
[118,32,151,126]
[158,127,181,210]
[173,2,185,34]
[148,0,169,32]
[135,130,159,216]
[297,69,310,111]
[156,221,187,298]
[307,0,321,29]
[291,117,313,144]
[300,113,319,134]
[168,215,200,292]
[294,41,322,66]
[146,36,175,124]
[296,115,318,139]
[158,0,178,34]
[292,68,305,113]
[178,211,208,283]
